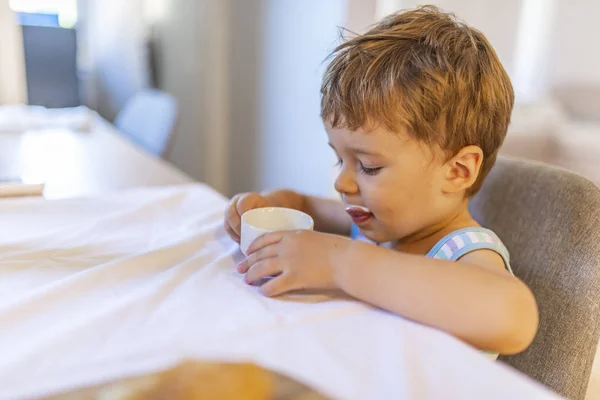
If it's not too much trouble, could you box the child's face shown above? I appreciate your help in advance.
[326,123,457,243]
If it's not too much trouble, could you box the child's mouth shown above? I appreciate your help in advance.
[345,205,374,225]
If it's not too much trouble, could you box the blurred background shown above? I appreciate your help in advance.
[0,0,599,199]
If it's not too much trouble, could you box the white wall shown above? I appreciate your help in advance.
[152,0,231,193]
[346,0,377,33]
[151,0,204,183]
[375,0,522,78]
[227,0,265,195]
[511,0,559,101]
[547,0,600,86]
[77,0,150,120]
[256,0,346,197]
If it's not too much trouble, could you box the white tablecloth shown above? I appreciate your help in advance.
[0,185,559,399]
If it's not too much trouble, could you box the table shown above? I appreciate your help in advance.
[0,116,192,199]
[0,185,560,400]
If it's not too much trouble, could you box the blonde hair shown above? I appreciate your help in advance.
[320,5,514,194]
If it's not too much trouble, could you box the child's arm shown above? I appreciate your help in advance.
[240,231,538,355]
[336,241,539,354]
[225,190,351,241]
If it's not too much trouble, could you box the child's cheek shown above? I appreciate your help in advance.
[365,191,392,219]
[371,187,411,226]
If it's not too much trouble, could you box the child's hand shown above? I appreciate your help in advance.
[237,230,352,296]
[224,193,269,242]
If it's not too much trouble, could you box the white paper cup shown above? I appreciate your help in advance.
[240,207,314,256]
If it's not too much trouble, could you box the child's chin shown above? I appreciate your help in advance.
[358,226,390,244]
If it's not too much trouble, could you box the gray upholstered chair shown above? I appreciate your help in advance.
[470,156,600,400]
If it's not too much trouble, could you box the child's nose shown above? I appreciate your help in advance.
[334,167,359,195]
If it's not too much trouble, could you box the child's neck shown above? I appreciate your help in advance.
[391,201,479,256]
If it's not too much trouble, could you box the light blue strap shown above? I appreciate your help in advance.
[450,242,513,275]
[350,224,360,240]
[426,227,512,274]
[352,225,512,274]
[350,224,374,243]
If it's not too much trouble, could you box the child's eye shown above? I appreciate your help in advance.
[360,164,383,176]
[334,158,343,167]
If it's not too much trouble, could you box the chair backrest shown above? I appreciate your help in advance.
[469,157,600,400]
[114,89,178,157]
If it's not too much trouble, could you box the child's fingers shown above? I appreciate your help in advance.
[238,246,278,273]
[224,220,240,242]
[246,232,285,255]
[244,260,282,284]
[236,193,269,220]
[260,273,293,297]
[226,193,268,237]
[226,195,243,235]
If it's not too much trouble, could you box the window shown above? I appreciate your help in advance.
[9,0,78,28]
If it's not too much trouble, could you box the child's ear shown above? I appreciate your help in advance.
[441,146,483,194]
